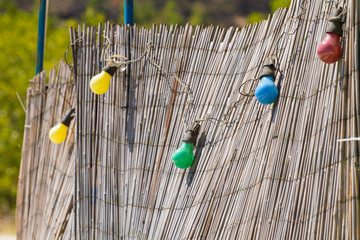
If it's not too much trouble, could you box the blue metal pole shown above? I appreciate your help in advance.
[124,0,134,25]
[35,0,47,74]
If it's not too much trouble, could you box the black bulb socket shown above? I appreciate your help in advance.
[260,57,276,79]
[60,108,75,127]
[183,121,200,146]
[326,7,345,36]
[103,65,118,77]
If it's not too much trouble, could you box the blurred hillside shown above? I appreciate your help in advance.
[0,0,290,217]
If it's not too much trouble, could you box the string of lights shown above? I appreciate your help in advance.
[51,0,347,169]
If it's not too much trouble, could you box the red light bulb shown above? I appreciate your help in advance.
[317,33,342,64]
[316,6,345,64]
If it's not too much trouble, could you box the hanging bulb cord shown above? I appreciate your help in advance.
[65,37,83,74]
[101,36,192,127]
[66,0,311,130]
[238,56,282,96]
[237,0,308,105]
[102,38,283,128]
[273,0,308,68]
[324,0,346,21]
[63,0,310,129]
[102,35,246,128]
[66,34,248,128]
[197,0,310,127]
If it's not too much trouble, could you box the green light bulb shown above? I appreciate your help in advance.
[172,142,195,169]
[49,123,68,144]
[90,65,117,95]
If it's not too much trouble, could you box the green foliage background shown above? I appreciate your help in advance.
[0,3,74,214]
[0,0,291,215]
[248,0,291,24]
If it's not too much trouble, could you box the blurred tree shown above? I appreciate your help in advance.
[107,0,121,21]
[48,0,87,18]
[157,0,184,25]
[81,6,106,26]
[188,2,209,26]
[0,3,72,214]
[87,0,119,21]
[3,0,292,27]
[133,1,157,27]
[0,5,36,214]
[247,0,291,24]
[247,12,267,24]
[88,0,108,13]
[270,0,291,13]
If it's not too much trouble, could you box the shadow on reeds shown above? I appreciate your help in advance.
[186,132,207,186]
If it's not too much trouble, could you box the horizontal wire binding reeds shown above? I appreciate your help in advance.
[16,60,76,240]
[69,0,360,239]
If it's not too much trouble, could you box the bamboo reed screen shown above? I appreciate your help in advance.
[16,60,75,239]
[16,0,360,239]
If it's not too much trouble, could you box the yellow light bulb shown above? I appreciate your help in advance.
[49,108,75,144]
[90,71,112,95]
[90,65,117,95]
[49,123,69,144]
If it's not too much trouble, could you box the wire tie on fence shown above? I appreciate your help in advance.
[239,78,258,97]
[65,36,83,73]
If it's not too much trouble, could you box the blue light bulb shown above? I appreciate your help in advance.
[255,76,279,105]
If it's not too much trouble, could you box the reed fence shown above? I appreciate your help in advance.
[16,60,75,239]
[16,0,360,239]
